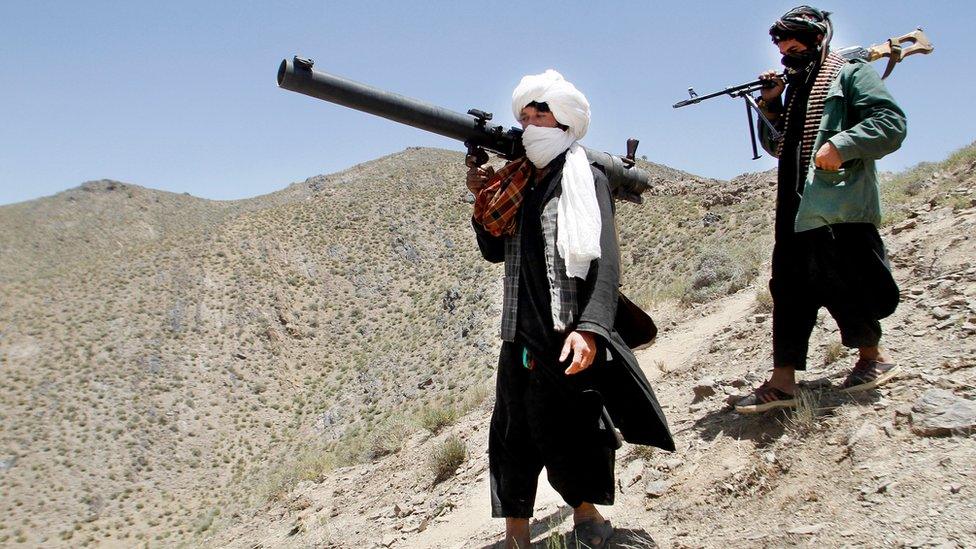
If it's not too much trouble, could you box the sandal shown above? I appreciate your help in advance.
[840,359,899,393]
[571,519,613,549]
[734,382,796,414]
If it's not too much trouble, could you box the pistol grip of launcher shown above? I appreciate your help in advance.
[464,144,490,167]
[622,138,639,168]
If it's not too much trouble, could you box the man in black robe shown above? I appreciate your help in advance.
[466,70,673,549]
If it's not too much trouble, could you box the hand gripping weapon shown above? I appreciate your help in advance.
[672,28,934,159]
[278,58,650,203]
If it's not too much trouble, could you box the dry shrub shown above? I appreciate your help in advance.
[418,405,458,434]
[681,246,761,306]
[785,388,825,436]
[754,285,773,313]
[823,341,845,365]
[366,417,413,460]
[430,436,466,484]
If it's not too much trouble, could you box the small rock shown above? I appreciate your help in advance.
[932,307,952,320]
[844,422,883,460]
[910,389,976,436]
[663,458,683,471]
[729,378,751,388]
[787,523,825,535]
[754,314,768,323]
[619,460,645,489]
[935,318,960,330]
[891,219,917,234]
[645,480,670,498]
[947,483,962,494]
[692,379,717,402]
[288,496,312,512]
[402,516,429,533]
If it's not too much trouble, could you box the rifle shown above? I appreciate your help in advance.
[673,28,934,159]
[277,57,650,203]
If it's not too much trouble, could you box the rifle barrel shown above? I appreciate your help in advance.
[672,75,781,108]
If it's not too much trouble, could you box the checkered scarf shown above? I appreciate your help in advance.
[472,158,534,237]
[777,50,846,176]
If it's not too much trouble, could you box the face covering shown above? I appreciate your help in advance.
[522,125,576,169]
[781,48,819,70]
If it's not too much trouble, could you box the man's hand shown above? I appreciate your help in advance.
[560,331,597,375]
[814,141,842,171]
[465,154,494,194]
[758,69,785,102]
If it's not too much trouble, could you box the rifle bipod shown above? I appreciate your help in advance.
[735,90,781,160]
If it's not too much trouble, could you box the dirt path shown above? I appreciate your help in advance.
[637,290,758,381]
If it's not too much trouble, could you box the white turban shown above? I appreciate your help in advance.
[511,70,600,280]
[512,69,590,140]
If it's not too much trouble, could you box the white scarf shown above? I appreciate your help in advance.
[522,126,601,278]
[512,70,601,279]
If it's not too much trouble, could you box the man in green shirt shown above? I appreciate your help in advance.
[736,5,907,413]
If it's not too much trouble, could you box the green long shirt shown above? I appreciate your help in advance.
[760,59,907,232]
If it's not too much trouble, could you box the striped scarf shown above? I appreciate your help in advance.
[777,51,846,175]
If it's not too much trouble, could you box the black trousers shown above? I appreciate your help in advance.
[488,341,615,518]
[770,223,898,370]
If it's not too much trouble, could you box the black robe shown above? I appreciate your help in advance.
[474,159,674,451]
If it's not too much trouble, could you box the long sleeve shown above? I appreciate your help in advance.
[575,168,619,340]
[828,62,907,161]
[472,217,505,263]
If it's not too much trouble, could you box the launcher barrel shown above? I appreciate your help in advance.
[277,56,652,202]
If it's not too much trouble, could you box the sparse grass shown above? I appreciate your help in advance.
[260,447,335,502]
[680,244,763,306]
[430,436,467,484]
[823,341,845,366]
[629,444,656,462]
[366,417,413,459]
[785,388,825,436]
[754,285,773,314]
[544,528,568,549]
[417,405,459,434]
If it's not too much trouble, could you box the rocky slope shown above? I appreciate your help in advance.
[1,144,974,548]
[211,144,976,548]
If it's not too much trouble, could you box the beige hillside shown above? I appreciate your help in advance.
[1,144,974,548]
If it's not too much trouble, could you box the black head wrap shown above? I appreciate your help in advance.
[770,5,832,48]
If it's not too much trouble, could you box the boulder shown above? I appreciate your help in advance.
[910,389,976,437]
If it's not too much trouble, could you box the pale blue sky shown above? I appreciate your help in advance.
[0,1,970,205]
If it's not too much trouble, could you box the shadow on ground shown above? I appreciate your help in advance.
[474,511,658,548]
[690,375,882,446]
